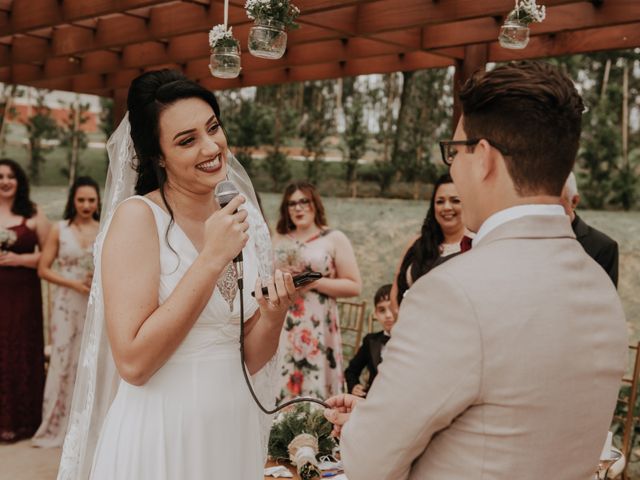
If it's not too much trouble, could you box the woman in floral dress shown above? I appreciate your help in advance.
[32,177,100,447]
[273,181,361,404]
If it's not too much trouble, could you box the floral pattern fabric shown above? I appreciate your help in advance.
[274,230,344,404]
[32,221,94,448]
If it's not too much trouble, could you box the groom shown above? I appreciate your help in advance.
[324,61,628,479]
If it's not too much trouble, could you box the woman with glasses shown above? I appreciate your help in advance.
[273,181,362,404]
[390,173,470,314]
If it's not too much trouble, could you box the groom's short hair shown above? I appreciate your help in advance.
[459,61,584,197]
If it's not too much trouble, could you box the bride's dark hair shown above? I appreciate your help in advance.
[127,70,223,249]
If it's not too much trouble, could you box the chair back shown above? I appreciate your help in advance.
[611,342,640,479]
[368,311,379,334]
[338,299,366,364]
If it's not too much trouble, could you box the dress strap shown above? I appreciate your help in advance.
[287,228,331,244]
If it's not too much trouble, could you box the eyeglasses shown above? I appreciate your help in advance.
[287,198,312,210]
[439,139,510,166]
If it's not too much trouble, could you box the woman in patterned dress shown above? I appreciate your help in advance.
[32,176,100,448]
[273,181,361,404]
[0,158,50,442]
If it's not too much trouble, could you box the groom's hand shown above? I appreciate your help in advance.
[323,393,362,437]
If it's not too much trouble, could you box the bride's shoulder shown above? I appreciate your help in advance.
[115,196,155,218]
[107,196,158,240]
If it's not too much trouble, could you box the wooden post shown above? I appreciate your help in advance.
[452,44,488,133]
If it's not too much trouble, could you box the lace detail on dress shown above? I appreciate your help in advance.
[217,262,238,311]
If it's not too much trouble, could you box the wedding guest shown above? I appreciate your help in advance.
[390,173,469,313]
[32,176,101,448]
[273,181,362,404]
[0,158,50,442]
[58,70,296,479]
[324,61,627,480]
[344,284,395,398]
[561,172,618,286]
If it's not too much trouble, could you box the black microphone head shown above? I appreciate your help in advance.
[215,180,239,208]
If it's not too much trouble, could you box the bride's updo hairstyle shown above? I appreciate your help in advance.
[127,69,223,196]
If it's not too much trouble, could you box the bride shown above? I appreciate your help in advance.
[57,69,295,479]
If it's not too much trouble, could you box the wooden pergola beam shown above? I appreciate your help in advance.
[422,0,640,50]
[357,0,584,35]
[489,21,640,61]
[199,50,453,89]
[8,34,439,85]
[4,19,639,90]
[5,0,632,68]
[1,0,638,97]
[0,0,367,38]
[0,0,174,36]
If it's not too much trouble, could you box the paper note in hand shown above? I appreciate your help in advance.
[264,465,294,478]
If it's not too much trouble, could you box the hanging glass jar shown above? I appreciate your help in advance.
[248,18,287,59]
[209,43,242,79]
[498,19,530,49]
[498,0,546,50]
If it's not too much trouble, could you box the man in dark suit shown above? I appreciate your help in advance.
[345,284,395,397]
[561,172,619,287]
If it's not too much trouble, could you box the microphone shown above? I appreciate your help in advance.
[214,180,243,266]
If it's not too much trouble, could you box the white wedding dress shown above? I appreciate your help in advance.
[89,196,266,480]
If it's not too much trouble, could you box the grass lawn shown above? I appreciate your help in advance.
[32,187,640,342]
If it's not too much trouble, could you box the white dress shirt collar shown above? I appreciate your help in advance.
[474,204,565,246]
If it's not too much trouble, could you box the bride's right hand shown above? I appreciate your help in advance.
[201,195,249,269]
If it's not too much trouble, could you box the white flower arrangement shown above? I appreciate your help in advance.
[208,24,239,49]
[507,0,546,25]
[245,0,300,29]
[0,227,17,252]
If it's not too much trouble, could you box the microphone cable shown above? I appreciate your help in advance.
[215,179,329,414]
[237,275,330,414]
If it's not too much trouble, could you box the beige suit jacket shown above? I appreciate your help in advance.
[341,214,627,480]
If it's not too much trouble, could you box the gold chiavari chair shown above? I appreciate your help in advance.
[610,342,640,479]
[338,299,366,365]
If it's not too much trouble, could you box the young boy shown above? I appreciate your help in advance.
[344,284,396,398]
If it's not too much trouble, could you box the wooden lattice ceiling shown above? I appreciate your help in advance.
[0,0,639,101]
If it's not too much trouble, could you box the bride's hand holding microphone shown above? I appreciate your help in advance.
[200,194,249,272]
[200,192,296,322]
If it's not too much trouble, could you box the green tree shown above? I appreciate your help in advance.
[23,89,58,184]
[0,84,21,156]
[299,80,335,185]
[341,80,368,197]
[392,68,452,198]
[224,98,274,177]
[254,84,298,190]
[552,50,639,210]
[371,73,400,196]
[59,96,90,186]
[99,97,114,169]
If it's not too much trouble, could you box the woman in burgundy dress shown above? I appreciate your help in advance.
[0,158,50,442]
